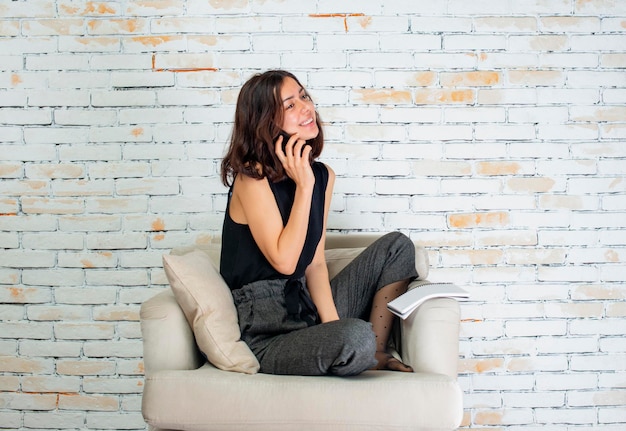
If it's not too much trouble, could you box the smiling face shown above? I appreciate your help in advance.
[279,77,319,141]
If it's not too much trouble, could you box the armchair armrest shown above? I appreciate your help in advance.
[400,292,460,379]
[140,290,204,374]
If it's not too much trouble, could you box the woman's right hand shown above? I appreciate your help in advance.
[275,133,315,190]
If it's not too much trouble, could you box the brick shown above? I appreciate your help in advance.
[22,375,81,393]
[85,412,146,430]
[414,89,475,105]
[23,412,85,429]
[58,393,119,411]
[0,392,57,411]
[22,233,85,251]
[27,305,91,321]
[537,372,597,391]
[85,270,147,287]
[0,375,20,391]
[25,53,89,70]
[58,215,121,232]
[92,305,140,321]
[0,199,19,215]
[83,377,144,394]
[0,286,51,304]
[54,322,115,340]
[502,391,564,408]
[56,359,116,376]
[54,286,117,304]
[570,354,626,371]
[505,248,566,265]
[0,108,52,125]
[441,249,503,266]
[535,407,597,425]
[0,355,53,373]
[19,340,82,357]
[22,197,85,214]
[126,0,185,16]
[22,269,84,287]
[0,251,55,268]
[505,320,567,337]
[91,89,156,107]
[448,211,510,229]
[0,180,49,196]
[537,336,598,354]
[58,251,117,268]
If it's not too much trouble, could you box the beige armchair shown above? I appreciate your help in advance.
[140,234,463,431]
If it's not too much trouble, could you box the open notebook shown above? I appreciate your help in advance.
[387,283,469,319]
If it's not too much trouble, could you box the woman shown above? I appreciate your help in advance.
[220,70,417,376]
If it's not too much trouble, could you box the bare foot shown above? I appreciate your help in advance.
[373,352,413,372]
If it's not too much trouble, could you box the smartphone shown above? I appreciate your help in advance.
[276,129,313,161]
[277,129,292,153]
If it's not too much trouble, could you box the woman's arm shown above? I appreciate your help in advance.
[230,135,315,275]
[305,165,339,323]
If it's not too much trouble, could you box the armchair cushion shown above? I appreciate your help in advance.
[162,251,260,374]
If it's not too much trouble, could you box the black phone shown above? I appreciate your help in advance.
[276,129,313,161]
[277,129,292,153]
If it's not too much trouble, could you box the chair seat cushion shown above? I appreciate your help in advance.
[143,364,463,431]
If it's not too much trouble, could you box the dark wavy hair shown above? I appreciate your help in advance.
[220,70,324,186]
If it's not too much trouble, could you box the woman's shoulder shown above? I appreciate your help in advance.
[232,171,273,199]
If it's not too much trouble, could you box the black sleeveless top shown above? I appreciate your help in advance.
[220,162,329,291]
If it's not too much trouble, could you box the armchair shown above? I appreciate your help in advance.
[140,234,463,431]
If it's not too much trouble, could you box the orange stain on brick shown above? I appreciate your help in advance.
[151,218,165,231]
[475,411,504,425]
[477,161,521,175]
[89,19,139,33]
[460,358,504,373]
[11,74,22,86]
[122,19,140,33]
[413,72,436,86]
[609,177,622,189]
[310,13,366,32]
[358,16,372,29]
[195,234,214,245]
[449,211,509,229]
[10,287,25,301]
[86,2,117,15]
[605,250,619,262]
[507,177,556,193]
[151,53,218,73]
[81,260,95,268]
[354,88,412,104]
[443,71,500,87]
[415,89,475,105]
[131,127,144,137]
[29,181,48,190]
[153,233,165,241]
[134,35,174,47]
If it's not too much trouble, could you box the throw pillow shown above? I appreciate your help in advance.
[162,250,260,374]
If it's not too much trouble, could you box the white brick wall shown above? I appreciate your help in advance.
[1,0,625,429]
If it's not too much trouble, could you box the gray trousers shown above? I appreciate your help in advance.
[232,232,418,376]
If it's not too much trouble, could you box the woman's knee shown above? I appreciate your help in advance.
[384,231,414,254]
[328,318,377,376]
